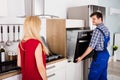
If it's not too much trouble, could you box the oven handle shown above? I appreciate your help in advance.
[79,40,89,43]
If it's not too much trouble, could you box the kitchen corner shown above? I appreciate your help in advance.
[0,19,68,80]
[1,0,120,80]
[0,58,67,80]
[0,18,84,80]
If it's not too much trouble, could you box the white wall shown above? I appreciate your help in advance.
[98,0,120,56]
[45,0,98,18]
[7,0,25,17]
[45,0,67,18]
[0,0,7,16]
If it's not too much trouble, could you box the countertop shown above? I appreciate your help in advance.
[0,58,66,80]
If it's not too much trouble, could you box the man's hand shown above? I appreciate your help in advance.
[76,57,83,63]
[76,47,93,63]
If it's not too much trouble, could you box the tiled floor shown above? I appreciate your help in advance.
[108,61,120,80]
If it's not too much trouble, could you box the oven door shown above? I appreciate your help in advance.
[73,39,94,63]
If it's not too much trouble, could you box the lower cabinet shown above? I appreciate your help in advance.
[3,59,84,80]
[2,74,22,80]
[2,59,67,80]
[47,67,66,80]
[47,59,67,80]
[66,61,83,80]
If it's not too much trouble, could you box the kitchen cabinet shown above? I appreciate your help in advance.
[66,60,83,80]
[0,0,7,16]
[2,59,67,80]
[46,19,66,57]
[47,59,67,80]
[66,19,84,28]
[2,74,21,80]
[7,0,25,17]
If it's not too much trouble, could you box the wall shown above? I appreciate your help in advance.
[98,0,120,56]
[0,0,7,16]
[45,0,98,18]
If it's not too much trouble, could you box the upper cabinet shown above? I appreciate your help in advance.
[0,0,7,16]
[7,0,25,17]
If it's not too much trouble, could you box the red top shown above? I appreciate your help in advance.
[18,39,46,80]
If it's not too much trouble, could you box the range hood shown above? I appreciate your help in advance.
[18,0,59,18]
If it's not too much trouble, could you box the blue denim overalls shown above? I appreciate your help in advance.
[88,28,110,80]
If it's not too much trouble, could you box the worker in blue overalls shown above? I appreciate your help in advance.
[76,12,110,80]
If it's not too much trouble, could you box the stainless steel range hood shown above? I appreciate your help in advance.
[18,0,59,18]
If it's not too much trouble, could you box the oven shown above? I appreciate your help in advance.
[67,30,94,80]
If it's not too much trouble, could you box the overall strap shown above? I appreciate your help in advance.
[96,28,110,48]
[96,28,106,38]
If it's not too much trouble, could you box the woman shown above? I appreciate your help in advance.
[17,16,48,80]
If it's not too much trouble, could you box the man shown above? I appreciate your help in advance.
[76,12,110,80]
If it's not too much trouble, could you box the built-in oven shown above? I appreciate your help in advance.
[73,30,94,62]
[67,29,94,80]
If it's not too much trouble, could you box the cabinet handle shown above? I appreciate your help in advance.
[47,73,55,78]
[47,65,55,70]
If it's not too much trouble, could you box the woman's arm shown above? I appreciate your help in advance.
[35,43,47,80]
[76,46,93,63]
[17,48,21,67]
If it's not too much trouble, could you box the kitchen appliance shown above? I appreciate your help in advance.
[67,5,106,30]
[41,36,64,63]
[18,0,59,18]
[67,29,93,80]
[46,53,63,62]
[73,31,94,62]
[67,30,93,60]
[0,60,20,74]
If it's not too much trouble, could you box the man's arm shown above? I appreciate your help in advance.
[76,29,101,63]
[76,47,93,63]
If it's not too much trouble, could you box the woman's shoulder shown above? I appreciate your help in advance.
[22,38,41,43]
[19,39,42,47]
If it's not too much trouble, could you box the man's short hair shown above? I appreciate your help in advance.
[90,12,103,21]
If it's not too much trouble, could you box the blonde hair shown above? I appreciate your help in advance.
[22,16,49,55]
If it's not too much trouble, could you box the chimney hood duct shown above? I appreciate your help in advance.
[18,0,59,18]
